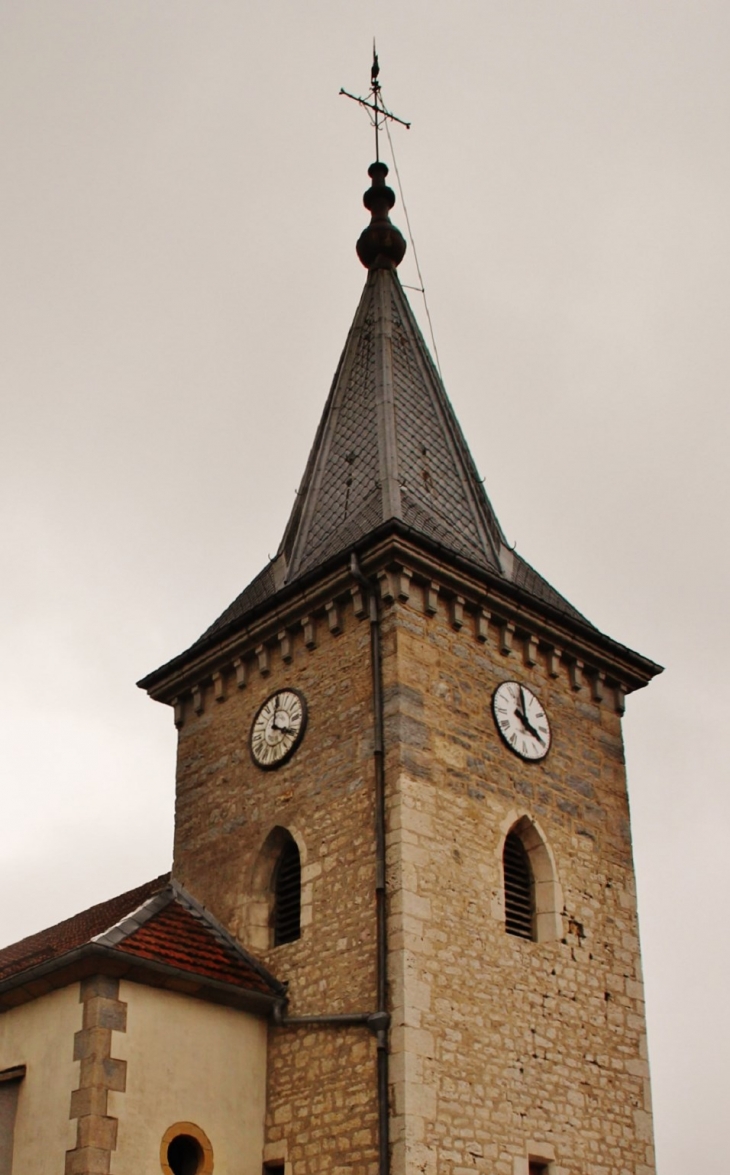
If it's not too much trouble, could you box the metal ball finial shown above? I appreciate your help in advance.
[356,161,407,270]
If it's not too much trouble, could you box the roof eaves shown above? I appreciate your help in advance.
[0,941,281,1017]
[139,517,662,695]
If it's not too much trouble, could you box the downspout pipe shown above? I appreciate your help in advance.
[350,552,390,1175]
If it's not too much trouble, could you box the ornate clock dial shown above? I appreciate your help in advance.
[492,681,551,761]
[250,689,307,770]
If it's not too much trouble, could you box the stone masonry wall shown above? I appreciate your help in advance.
[385,582,655,1175]
[172,600,382,1175]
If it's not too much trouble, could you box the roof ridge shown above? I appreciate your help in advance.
[170,880,286,996]
[91,886,176,947]
[388,274,506,565]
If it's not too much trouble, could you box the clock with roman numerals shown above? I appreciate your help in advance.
[492,681,551,761]
[250,688,307,770]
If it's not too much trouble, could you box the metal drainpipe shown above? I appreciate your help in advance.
[350,551,390,1175]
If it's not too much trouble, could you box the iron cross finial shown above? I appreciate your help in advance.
[340,44,410,163]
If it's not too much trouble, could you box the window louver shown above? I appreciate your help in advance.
[273,838,301,946]
[504,832,534,940]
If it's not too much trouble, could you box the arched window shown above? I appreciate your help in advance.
[503,831,534,940]
[272,835,301,946]
[501,816,563,943]
[247,825,309,950]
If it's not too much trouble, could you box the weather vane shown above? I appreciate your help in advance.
[340,43,411,162]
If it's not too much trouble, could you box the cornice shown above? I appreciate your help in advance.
[139,525,661,727]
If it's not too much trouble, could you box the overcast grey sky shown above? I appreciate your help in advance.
[1,3,728,1171]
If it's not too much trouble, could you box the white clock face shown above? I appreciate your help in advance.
[250,689,307,769]
[492,681,551,761]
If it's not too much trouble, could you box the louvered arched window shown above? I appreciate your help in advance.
[503,830,535,940]
[273,835,301,946]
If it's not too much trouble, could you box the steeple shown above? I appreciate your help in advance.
[142,158,596,685]
[188,163,590,651]
[281,160,506,586]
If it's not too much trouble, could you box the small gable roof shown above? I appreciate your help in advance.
[0,875,284,1013]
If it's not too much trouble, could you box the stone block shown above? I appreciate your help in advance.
[82,997,127,1033]
[69,1087,108,1120]
[77,1115,118,1151]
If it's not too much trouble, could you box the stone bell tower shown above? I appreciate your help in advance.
[139,157,661,1175]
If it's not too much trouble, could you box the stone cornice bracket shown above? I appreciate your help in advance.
[451,596,465,631]
[590,670,605,703]
[377,569,394,603]
[172,697,185,728]
[476,607,490,643]
[396,566,412,601]
[377,565,412,605]
[499,620,515,656]
[569,659,584,692]
[614,682,627,715]
[350,584,367,619]
[524,634,538,667]
[192,684,204,715]
[233,657,248,689]
[326,600,342,634]
[425,581,439,616]
[278,629,293,664]
[301,615,317,649]
[546,646,562,678]
[213,671,226,703]
[255,644,270,676]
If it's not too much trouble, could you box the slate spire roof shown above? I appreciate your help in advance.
[184,162,590,652]
[141,160,594,680]
[280,263,507,582]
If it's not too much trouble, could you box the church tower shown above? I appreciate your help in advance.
[139,157,661,1175]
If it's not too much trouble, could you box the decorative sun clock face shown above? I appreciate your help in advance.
[492,681,551,761]
[250,689,307,770]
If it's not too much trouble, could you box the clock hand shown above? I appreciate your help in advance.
[517,688,544,743]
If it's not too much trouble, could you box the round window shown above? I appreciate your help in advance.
[160,1123,213,1175]
[168,1134,203,1175]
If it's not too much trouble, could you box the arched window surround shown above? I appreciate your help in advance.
[496,812,563,943]
[247,825,316,951]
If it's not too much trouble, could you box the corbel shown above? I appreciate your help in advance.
[498,620,515,656]
[212,671,226,703]
[233,657,248,689]
[614,682,626,716]
[568,659,584,692]
[396,566,412,601]
[302,615,317,649]
[451,595,465,630]
[192,684,204,715]
[476,607,490,643]
[255,644,270,676]
[425,581,439,616]
[546,646,562,679]
[325,600,342,635]
[524,634,538,667]
[172,697,185,728]
[377,570,395,604]
[278,629,293,664]
[590,670,605,703]
[350,585,367,620]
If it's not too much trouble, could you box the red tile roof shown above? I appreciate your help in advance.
[0,876,282,1006]
[0,875,169,983]
[116,900,275,995]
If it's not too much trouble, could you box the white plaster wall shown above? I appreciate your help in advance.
[110,982,267,1175]
[0,984,80,1173]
